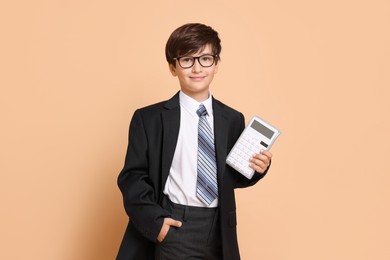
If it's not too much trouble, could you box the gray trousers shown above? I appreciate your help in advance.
[155,196,223,260]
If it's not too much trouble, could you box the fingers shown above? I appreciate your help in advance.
[260,150,272,159]
[157,222,170,242]
[165,217,182,228]
[157,218,182,242]
[249,150,272,173]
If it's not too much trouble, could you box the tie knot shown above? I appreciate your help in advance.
[196,104,208,117]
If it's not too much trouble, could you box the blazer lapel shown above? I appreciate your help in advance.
[161,92,181,190]
[212,98,229,185]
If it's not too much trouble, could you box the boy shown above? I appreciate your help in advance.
[117,23,272,260]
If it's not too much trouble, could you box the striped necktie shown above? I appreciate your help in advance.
[196,104,218,205]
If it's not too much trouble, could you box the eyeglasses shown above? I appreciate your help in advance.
[174,54,217,69]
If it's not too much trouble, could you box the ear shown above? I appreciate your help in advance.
[169,64,177,76]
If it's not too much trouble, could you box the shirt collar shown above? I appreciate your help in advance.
[179,91,213,117]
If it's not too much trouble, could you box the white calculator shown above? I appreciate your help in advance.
[226,115,281,179]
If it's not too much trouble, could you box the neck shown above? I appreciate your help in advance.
[181,90,210,102]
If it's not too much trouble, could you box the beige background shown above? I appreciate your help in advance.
[1,0,389,259]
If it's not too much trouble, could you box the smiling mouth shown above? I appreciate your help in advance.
[190,76,205,80]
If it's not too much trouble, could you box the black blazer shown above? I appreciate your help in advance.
[117,92,268,260]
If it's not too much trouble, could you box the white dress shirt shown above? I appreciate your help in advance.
[163,91,218,207]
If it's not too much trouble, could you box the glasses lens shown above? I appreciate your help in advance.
[178,57,195,68]
[198,55,215,67]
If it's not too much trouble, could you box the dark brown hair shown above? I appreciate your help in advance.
[165,23,222,66]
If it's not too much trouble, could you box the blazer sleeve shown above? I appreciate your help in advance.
[231,112,271,189]
[117,109,170,242]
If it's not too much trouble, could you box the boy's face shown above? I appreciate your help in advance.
[169,44,219,102]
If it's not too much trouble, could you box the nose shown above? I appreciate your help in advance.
[191,58,203,73]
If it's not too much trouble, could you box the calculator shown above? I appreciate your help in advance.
[226,115,281,179]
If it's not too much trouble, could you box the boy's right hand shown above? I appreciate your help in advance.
[157,217,182,242]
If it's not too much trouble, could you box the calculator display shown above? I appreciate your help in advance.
[250,120,274,139]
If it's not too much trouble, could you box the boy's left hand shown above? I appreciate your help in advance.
[249,150,272,174]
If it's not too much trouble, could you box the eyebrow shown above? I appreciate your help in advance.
[181,52,213,57]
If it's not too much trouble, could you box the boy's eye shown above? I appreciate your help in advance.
[181,57,193,63]
[200,56,211,62]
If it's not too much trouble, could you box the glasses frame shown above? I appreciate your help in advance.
[174,54,217,69]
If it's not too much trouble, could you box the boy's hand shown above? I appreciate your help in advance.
[157,217,182,242]
[249,150,272,173]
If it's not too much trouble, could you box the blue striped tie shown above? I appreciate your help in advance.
[196,104,218,205]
